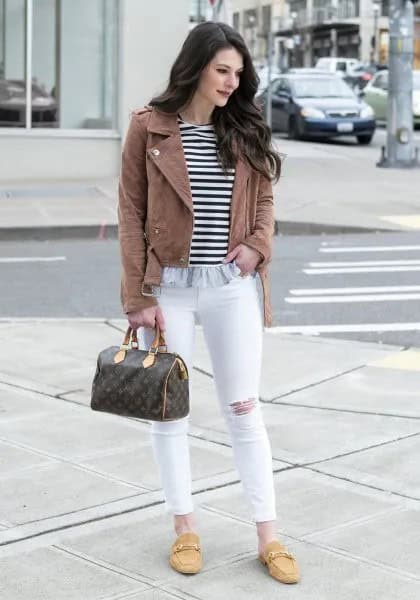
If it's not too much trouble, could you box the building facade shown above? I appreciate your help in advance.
[0,0,189,181]
[230,0,420,70]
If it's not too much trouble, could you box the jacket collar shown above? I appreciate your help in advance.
[147,107,179,136]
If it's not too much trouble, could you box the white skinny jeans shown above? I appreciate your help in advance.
[139,275,277,523]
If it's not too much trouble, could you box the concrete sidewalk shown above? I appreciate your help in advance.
[0,135,420,240]
[1,319,420,599]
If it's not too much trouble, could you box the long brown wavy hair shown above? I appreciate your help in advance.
[149,22,281,182]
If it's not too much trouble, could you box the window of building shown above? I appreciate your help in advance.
[262,5,271,35]
[0,0,118,131]
[233,11,240,31]
[381,0,389,17]
[337,0,360,18]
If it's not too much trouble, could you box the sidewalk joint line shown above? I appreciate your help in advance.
[265,399,420,421]
[104,319,126,334]
[191,365,213,378]
[0,465,300,548]
[0,498,167,548]
[52,544,154,585]
[301,464,420,503]
[296,537,420,583]
[299,506,404,540]
[0,377,87,407]
[302,429,420,470]
[266,364,365,403]
[56,388,84,399]
[0,437,153,492]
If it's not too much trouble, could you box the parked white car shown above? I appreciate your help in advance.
[315,57,362,77]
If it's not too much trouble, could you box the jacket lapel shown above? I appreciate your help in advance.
[147,108,252,220]
[147,110,193,215]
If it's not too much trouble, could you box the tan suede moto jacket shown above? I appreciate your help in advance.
[118,106,275,326]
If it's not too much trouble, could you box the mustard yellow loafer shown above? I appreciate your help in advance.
[258,540,300,584]
[169,532,202,574]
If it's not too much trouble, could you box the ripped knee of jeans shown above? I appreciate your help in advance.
[229,397,258,416]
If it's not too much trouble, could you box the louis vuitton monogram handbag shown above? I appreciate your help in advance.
[91,326,189,421]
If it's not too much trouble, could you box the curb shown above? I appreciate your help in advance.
[0,221,402,241]
[0,224,119,241]
[274,220,400,236]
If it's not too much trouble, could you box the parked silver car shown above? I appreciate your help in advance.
[0,79,58,127]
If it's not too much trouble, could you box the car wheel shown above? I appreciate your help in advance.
[288,116,301,140]
[357,133,373,145]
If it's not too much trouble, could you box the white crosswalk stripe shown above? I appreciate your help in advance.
[319,244,420,253]
[280,238,420,336]
[0,256,66,263]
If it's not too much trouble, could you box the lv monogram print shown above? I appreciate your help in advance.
[91,345,189,421]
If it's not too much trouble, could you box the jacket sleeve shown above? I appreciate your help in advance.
[118,112,158,313]
[242,174,275,269]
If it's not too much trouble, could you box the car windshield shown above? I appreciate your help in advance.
[0,81,49,99]
[292,77,355,98]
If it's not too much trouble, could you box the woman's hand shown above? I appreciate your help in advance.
[223,244,263,276]
[127,306,166,331]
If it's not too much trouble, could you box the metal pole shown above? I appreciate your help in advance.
[373,7,378,63]
[197,0,201,23]
[266,29,273,131]
[25,0,33,130]
[377,0,419,168]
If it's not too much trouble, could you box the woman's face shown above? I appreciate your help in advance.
[197,47,244,108]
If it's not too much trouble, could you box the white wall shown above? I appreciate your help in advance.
[118,0,190,135]
[0,135,120,180]
[0,0,190,181]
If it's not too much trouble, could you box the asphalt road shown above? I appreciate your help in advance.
[274,124,420,153]
[1,231,420,348]
[272,230,420,348]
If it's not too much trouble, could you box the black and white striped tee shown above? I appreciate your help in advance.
[178,116,235,266]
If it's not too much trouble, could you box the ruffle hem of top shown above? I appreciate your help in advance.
[152,261,257,293]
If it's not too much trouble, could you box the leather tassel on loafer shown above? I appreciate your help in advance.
[258,540,300,584]
[169,532,202,574]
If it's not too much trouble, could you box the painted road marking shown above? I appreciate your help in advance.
[290,285,420,295]
[369,349,420,371]
[304,266,420,274]
[319,245,420,253]
[266,323,420,334]
[0,257,66,263]
[309,259,420,267]
[285,293,420,304]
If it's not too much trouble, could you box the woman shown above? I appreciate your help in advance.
[118,21,299,584]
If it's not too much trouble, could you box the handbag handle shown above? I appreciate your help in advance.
[120,325,167,353]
